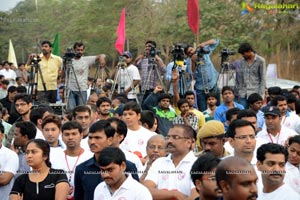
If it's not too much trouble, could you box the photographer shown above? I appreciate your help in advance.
[67,42,101,110]
[26,40,62,103]
[190,39,221,112]
[135,40,166,101]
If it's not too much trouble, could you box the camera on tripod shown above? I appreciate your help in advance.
[63,47,79,60]
[171,44,185,70]
[117,56,127,68]
[220,48,235,63]
[30,55,41,65]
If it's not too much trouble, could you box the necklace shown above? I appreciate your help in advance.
[64,149,83,182]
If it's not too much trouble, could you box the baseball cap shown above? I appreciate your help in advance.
[122,51,132,58]
[264,106,281,116]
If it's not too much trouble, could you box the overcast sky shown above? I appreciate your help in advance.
[0,0,24,12]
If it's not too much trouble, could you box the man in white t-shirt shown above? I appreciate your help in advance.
[120,101,156,160]
[0,61,16,86]
[94,147,152,200]
[257,106,297,146]
[112,51,140,101]
[0,123,19,200]
[51,121,93,200]
[256,143,300,199]
[68,42,101,110]
[143,124,198,199]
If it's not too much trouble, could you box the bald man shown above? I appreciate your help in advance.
[216,156,258,200]
[140,134,167,182]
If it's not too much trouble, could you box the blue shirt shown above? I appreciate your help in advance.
[214,102,244,130]
[194,39,219,91]
[74,156,139,200]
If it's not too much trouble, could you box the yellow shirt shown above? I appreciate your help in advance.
[26,54,62,91]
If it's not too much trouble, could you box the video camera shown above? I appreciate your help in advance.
[171,44,185,69]
[220,48,235,63]
[196,47,210,58]
[63,47,80,60]
[30,55,41,65]
[117,56,127,68]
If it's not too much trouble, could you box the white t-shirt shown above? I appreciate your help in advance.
[256,126,297,146]
[35,128,45,140]
[0,145,19,200]
[284,161,300,194]
[80,136,90,153]
[145,151,197,197]
[94,174,152,200]
[120,126,156,158]
[0,69,16,85]
[258,183,300,200]
[51,148,93,199]
[117,64,141,99]
[70,56,96,91]
[123,149,144,174]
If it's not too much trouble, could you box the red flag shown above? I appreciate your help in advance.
[115,8,126,55]
[187,0,199,34]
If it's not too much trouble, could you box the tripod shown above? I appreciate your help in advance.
[91,62,110,93]
[172,61,189,97]
[217,53,236,89]
[63,58,85,110]
[141,57,166,99]
[28,59,47,103]
[110,59,140,104]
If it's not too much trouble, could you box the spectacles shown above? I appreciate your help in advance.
[147,145,166,151]
[202,176,217,181]
[234,135,256,140]
[165,135,190,140]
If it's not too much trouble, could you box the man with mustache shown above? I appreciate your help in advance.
[216,156,258,200]
[191,153,222,200]
[143,124,198,199]
[256,143,300,199]
[96,97,112,120]
[68,42,101,110]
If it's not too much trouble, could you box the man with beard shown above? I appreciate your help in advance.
[143,124,198,199]
[214,86,244,131]
[256,143,300,199]
[26,40,62,103]
[67,42,101,109]
[190,153,222,200]
[96,97,112,120]
[73,105,92,151]
[216,156,258,200]
[236,42,266,108]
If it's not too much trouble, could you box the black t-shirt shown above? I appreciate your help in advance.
[10,168,68,200]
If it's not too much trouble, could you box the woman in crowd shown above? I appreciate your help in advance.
[10,139,69,200]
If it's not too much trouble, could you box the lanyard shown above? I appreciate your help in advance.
[267,129,281,144]
[64,149,83,182]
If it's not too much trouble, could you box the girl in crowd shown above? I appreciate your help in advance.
[10,139,69,200]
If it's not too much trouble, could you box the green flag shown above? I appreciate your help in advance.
[52,33,60,56]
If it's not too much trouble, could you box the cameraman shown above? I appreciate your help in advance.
[189,39,221,111]
[67,42,101,109]
[134,40,166,102]
[26,40,62,103]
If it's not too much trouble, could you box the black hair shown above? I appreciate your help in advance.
[61,120,83,133]
[15,121,37,139]
[72,105,91,118]
[293,85,300,90]
[145,40,156,48]
[107,117,127,144]
[268,86,282,96]
[2,61,9,66]
[286,93,297,104]
[183,91,195,98]
[221,86,234,95]
[226,119,255,138]
[296,99,300,115]
[237,109,257,120]
[123,101,141,114]
[288,135,300,146]
[41,40,52,47]
[89,120,115,138]
[247,93,263,105]
[238,42,253,54]
[30,105,53,125]
[1,80,9,85]
[96,97,112,108]
[8,85,17,93]
[271,95,287,106]
[73,42,85,50]
[225,107,241,121]
[190,153,220,185]
[257,143,288,163]
[184,44,193,55]
[98,147,126,166]
[140,110,155,130]
[177,98,189,109]
[13,93,32,104]
[158,93,171,102]
[41,114,61,129]
[26,139,51,167]
[205,92,217,101]
[16,86,27,93]
[0,123,4,134]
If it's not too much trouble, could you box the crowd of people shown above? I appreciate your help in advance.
[0,38,300,200]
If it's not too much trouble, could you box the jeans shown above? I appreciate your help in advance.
[68,90,87,110]
[196,86,220,112]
